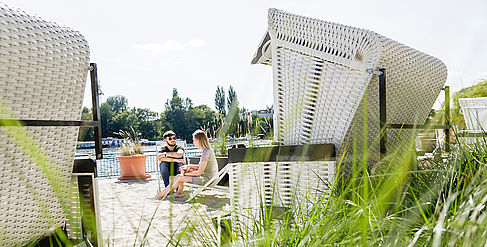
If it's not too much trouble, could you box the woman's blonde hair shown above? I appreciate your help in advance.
[192,129,211,150]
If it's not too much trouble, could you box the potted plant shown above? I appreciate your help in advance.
[116,128,150,180]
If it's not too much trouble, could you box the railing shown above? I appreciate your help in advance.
[76,141,275,178]
[76,148,203,178]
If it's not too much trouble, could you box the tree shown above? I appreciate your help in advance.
[215,86,226,116]
[111,111,139,136]
[106,95,128,113]
[186,105,217,137]
[163,88,189,140]
[227,85,238,112]
[132,108,160,140]
[100,102,116,138]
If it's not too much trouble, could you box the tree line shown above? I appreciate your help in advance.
[78,86,273,142]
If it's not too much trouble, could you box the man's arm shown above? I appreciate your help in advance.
[156,153,184,163]
[157,146,185,162]
[166,148,184,158]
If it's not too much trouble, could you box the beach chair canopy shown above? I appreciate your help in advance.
[0,3,90,245]
[252,9,448,166]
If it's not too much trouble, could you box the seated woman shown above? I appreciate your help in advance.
[156,129,218,200]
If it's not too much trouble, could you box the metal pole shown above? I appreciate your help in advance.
[90,63,103,160]
[156,142,161,193]
[379,69,387,155]
[444,86,451,152]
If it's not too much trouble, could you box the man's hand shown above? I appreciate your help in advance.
[156,153,167,161]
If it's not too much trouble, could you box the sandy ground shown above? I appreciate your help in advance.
[96,175,231,246]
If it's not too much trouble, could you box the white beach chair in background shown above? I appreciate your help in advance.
[0,3,91,246]
[229,8,448,215]
[252,8,448,166]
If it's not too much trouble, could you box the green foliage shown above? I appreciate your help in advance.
[215,85,226,115]
[227,85,237,111]
[100,102,116,138]
[185,105,216,138]
[452,80,487,130]
[163,88,188,139]
[98,100,161,140]
[85,87,273,145]
[111,110,139,135]
[106,95,128,113]
[133,107,160,140]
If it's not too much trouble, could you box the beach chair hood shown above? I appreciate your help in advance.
[252,8,448,166]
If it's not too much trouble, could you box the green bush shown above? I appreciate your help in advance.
[453,80,487,130]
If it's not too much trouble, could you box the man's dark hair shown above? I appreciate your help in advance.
[163,130,176,139]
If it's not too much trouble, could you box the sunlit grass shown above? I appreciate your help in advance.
[173,127,487,246]
[6,93,487,246]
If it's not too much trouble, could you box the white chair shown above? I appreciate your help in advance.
[0,3,90,246]
[230,8,448,222]
[184,166,229,202]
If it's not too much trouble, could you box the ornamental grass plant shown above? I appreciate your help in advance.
[115,127,144,156]
[175,128,487,246]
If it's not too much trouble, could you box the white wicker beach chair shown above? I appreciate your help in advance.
[0,3,90,246]
[229,9,448,224]
[252,8,448,166]
[229,160,334,209]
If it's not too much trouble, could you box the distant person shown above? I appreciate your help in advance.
[156,129,218,200]
[157,130,185,187]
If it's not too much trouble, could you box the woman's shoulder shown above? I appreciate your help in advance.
[202,149,214,155]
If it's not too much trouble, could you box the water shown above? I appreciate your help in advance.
[76,142,201,177]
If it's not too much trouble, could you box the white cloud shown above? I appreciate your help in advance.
[133,39,206,54]
[188,39,206,47]
[133,40,184,53]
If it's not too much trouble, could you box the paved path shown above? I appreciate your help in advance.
[96,175,230,246]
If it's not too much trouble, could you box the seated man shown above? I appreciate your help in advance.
[157,130,185,187]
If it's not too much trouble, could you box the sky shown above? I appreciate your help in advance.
[2,0,487,112]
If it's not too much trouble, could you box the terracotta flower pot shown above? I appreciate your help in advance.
[117,155,151,180]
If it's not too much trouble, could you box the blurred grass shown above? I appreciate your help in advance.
[175,128,487,246]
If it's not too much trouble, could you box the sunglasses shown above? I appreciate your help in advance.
[167,137,176,141]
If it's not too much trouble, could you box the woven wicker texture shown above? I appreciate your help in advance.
[229,161,335,210]
[229,161,334,231]
[0,3,89,246]
[253,9,447,166]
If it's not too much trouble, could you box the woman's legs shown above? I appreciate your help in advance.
[175,176,192,195]
[156,175,193,199]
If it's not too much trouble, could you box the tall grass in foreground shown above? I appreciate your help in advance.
[0,102,97,246]
[176,133,487,246]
